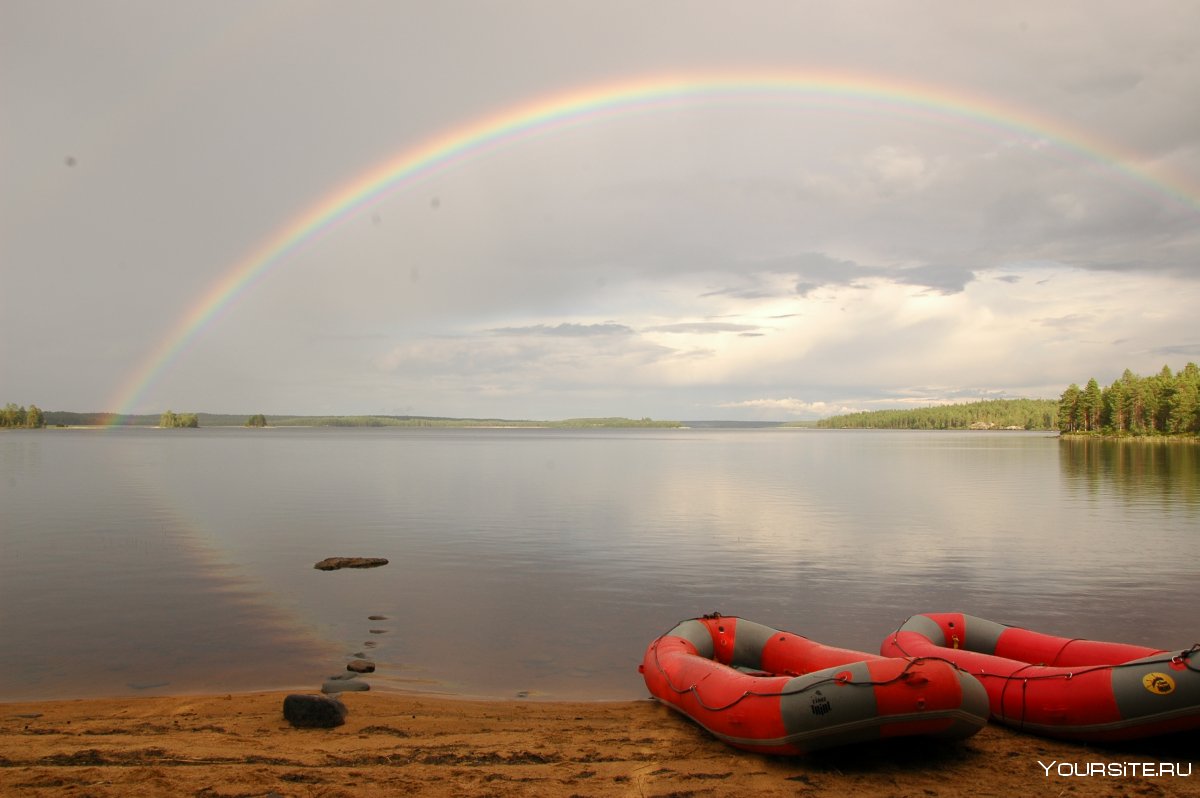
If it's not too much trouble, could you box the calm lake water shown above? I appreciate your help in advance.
[1,428,1197,702]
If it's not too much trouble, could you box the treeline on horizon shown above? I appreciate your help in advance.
[802,363,1199,436]
[15,364,1198,435]
[1058,363,1200,435]
[810,398,1058,430]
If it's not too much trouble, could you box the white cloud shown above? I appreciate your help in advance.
[718,398,860,418]
[862,145,941,195]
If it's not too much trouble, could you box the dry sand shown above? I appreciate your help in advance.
[2,690,1197,797]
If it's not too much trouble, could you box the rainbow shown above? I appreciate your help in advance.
[105,70,1200,422]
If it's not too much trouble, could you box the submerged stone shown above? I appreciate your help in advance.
[322,678,370,694]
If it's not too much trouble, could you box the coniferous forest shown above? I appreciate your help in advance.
[1057,363,1200,435]
[810,364,1198,435]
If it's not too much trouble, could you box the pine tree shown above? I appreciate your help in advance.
[1168,363,1200,433]
[1058,384,1082,432]
[1103,378,1127,432]
[1081,379,1102,431]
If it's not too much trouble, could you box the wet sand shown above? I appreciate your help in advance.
[2,690,1198,797]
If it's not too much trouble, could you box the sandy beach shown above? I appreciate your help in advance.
[2,690,1197,797]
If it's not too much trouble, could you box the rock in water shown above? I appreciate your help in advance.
[313,557,389,571]
[283,694,347,728]
[322,678,370,694]
[347,659,376,673]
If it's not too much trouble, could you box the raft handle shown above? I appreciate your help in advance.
[1181,644,1200,673]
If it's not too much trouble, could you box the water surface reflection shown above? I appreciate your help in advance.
[2,429,1196,701]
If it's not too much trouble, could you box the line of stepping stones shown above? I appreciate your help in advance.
[283,612,389,728]
[322,613,388,693]
[284,558,395,727]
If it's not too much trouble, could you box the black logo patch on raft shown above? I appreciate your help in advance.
[811,691,832,716]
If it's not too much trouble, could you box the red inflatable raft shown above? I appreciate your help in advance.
[881,612,1200,741]
[640,614,989,755]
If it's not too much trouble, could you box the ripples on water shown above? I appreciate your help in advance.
[1,428,1196,700]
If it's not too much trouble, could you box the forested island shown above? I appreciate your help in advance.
[159,410,199,428]
[1,403,46,428]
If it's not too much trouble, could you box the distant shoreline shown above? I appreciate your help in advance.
[34,413,691,430]
[23,424,1197,439]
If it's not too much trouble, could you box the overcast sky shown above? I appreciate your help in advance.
[3,2,1198,420]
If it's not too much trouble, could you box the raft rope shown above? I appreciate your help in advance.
[1049,637,1086,666]
[997,663,1040,729]
[648,616,938,714]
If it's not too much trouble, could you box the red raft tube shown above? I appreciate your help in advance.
[881,612,1200,742]
[640,614,989,755]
